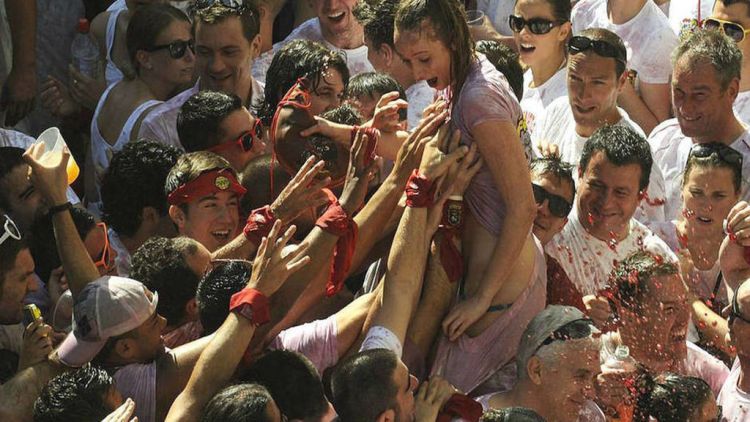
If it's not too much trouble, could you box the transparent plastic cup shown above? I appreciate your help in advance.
[34,127,80,185]
[466,9,486,26]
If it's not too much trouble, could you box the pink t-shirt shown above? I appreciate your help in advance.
[429,238,547,394]
[451,54,532,236]
[162,320,203,349]
[718,359,750,421]
[113,361,157,422]
[269,314,339,375]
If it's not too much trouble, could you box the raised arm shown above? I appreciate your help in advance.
[23,144,99,298]
[2,0,37,126]
[165,221,310,422]
[720,201,750,294]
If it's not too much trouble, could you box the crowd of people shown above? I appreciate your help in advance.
[2,0,750,420]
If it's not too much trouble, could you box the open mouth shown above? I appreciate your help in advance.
[426,77,438,88]
[326,11,346,23]
[696,216,713,224]
[211,230,231,243]
[574,104,596,114]
[520,43,536,54]
[681,115,700,122]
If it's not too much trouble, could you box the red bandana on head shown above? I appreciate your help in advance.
[167,168,247,206]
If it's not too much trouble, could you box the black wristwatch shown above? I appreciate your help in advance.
[48,201,73,216]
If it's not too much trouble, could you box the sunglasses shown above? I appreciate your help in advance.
[145,39,195,59]
[533,318,595,355]
[703,17,750,43]
[532,183,573,218]
[509,14,564,35]
[567,36,627,67]
[93,222,115,273]
[208,119,263,154]
[0,214,21,246]
[729,291,750,325]
[689,142,743,168]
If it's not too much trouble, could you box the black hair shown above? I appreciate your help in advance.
[515,0,572,22]
[1,223,30,291]
[130,236,201,326]
[576,28,628,77]
[127,3,191,75]
[258,39,350,125]
[321,103,365,126]
[683,143,743,193]
[242,350,329,419]
[634,373,713,422]
[331,349,400,422]
[480,407,547,422]
[395,0,475,101]
[196,260,251,334]
[0,146,25,211]
[33,366,115,422]
[579,125,653,192]
[346,72,407,103]
[530,156,575,201]
[239,154,292,216]
[178,91,244,152]
[353,0,398,49]
[71,206,97,241]
[610,250,678,311]
[476,40,524,101]
[193,0,261,45]
[202,383,274,422]
[101,139,181,237]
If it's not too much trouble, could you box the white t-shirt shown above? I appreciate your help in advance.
[668,0,716,38]
[572,0,678,84]
[718,359,750,421]
[545,207,676,296]
[532,96,667,226]
[251,18,374,85]
[648,120,750,221]
[109,228,131,278]
[521,67,568,135]
[735,91,750,126]
[406,81,436,130]
[477,0,515,36]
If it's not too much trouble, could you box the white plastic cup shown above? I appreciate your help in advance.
[34,127,80,185]
[466,9,486,26]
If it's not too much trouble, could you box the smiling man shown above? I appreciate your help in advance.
[650,28,750,222]
[251,0,374,84]
[165,152,246,253]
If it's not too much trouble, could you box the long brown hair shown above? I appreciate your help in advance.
[395,0,475,102]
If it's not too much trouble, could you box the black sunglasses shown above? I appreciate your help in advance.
[533,318,595,355]
[567,36,627,67]
[532,183,572,218]
[145,39,195,59]
[508,14,564,35]
[729,291,750,325]
[689,142,743,168]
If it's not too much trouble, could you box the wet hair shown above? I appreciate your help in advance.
[127,3,191,75]
[101,139,181,237]
[0,146,25,211]
[354,0,398,49]
[395,0,475,100]
[579,125,653,192]
[530,156,575,202]
[576,28,628,77]
[258,39,350,125]
[130,236,201,326]
[515,0,571,22]
[192,0,261,44]
[33,366,115,422]
[633,373,713,422]
[476,40,524,101]
[178,91,245,152]
[610,250,679,311]
[682,143,743,193]
[164,151,235,203]
[673,27,743,91]
[242,350,329,419]
[331,349,400,422]
[239,154,292,216]
[202,383,274,422]
[480,407,547,422]
[346,72,407,106]
[196,260,250,334]
[321,103,365,126]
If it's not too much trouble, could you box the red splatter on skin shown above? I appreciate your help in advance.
[683,208,696,219]
[641,191,665,206]
[608,231,618,251]
[588,212,596,226]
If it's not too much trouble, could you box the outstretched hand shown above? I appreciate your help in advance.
[339,128,378,214]
[270,156,331,222]
[247,220,310,297]
[369,91,408,133]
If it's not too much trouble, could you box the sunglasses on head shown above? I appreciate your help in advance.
[208,119,263,154]
[532,183,572,218]
[93,222,115,273]
[567,36,627,67]
[729,290,750,325]
[533,318,595,355]
[702,17,750,43]
[689,142,743,167]
[0,214,21,246]
[508,14,564,35]
[145,39,195,59]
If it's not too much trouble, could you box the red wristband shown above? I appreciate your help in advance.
[229,288,270,326]
[351,126,380,166]
[243,205,276,245]
[405,170,435,208]
[316,199,358,296]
